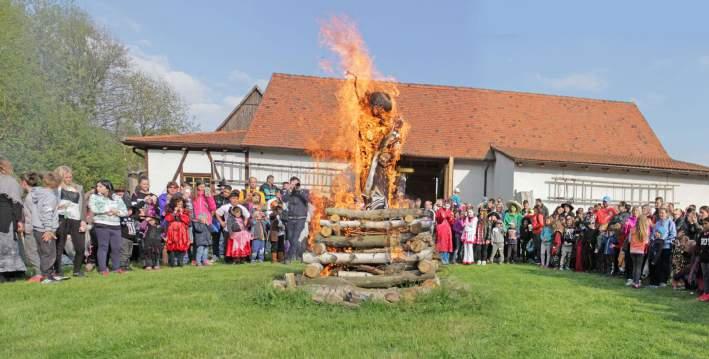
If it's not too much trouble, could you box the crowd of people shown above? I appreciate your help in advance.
[430,188,709,301]
[1,155,708,302]
[0,156,310,284]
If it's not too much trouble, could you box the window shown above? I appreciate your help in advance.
[182,173,212,189]
[546,177,677,206]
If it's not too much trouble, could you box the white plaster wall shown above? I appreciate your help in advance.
[249,149,348,191]
[146,149,244,193]
[514,166,709,208]
[452,159,489,204]
[492,153,515,200]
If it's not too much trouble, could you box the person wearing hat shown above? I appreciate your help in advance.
[561,202,574,217]
[504,201,523,230]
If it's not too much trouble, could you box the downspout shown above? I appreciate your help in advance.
[483,160,491,197]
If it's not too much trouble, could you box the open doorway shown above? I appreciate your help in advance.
[398,156,447,203]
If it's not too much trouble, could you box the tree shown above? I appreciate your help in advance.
[0,0,199,187]
[97,71,196,137]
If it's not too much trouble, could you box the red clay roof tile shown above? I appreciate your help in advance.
[244,73,670,162]
[123,130,247,150]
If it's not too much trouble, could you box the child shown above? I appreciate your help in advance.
[601,224,618,275]
[540,217,553,268]
[520,217,534,263]
[141,215,162,270]
[474,208,488,265]
[460,209,478,265]
[164,197,191,267]
[435,200,454,264]
[560,216,577,271]
[119,205,141,271]
[268,200,286,263]
[250,209,268,263]
[490,221,505,264]
[582,221,597,271]
[452,210,464,264]
[226,205,251,264]
[506,222,518,263]
[551,221,563,269]
[192,213,212,267]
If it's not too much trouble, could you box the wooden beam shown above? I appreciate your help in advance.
[172,150,189,183]
[206,151,221,181]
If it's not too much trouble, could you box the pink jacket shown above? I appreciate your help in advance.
[192,192,216,223]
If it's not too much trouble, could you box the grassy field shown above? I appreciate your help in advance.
[1,263,707,358]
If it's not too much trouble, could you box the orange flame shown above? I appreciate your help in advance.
[304,16,408,248]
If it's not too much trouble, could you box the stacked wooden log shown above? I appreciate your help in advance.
[274,207,439,306]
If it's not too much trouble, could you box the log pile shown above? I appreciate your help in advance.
[273,208,439,307]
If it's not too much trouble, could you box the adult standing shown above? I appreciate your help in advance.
[131,176,151,204]
[19,172,42,281]
[89,180,128,275]
[0,157,27,282]
[649,208,676,287]
[260,175,279,202]
[595,196,618,227]
[435,200,454,264]
[650,208,677,287]
[29,172,61,283]
[212,184,232,260]
[54,166,86,277]
[158,181,180,217]
[244,176,266,205]
[627,207,650,289]
[283,176,309,263]
[535,198,550,218]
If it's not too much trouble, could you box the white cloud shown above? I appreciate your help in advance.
[228,68,269,90]
[536,71,607,92]
[127,48,251,130]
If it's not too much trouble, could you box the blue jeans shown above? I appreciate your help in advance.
[440,252,450,264]
[251,240,265,262]
[196,245,209,265]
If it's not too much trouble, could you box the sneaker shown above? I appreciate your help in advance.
[698,294,709,302]
[27,275,43,283]
[85,263,95,272]
[115,269,126,274]
[100,271,109,277]
[477,261,481,265]
[647,285,658,289]
[633,283,641,289]
[625,279,634,286]
[145,267,153,271]
[52,275,70,281]
[73,272,85,278]
[40,278,55,285]
[659,283,667,288]
[482,261,487,266]
[191,260,197,266]
[154,266,161,270]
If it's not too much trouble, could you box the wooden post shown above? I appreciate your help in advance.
[172,150,189,183]
[444,156,455,199]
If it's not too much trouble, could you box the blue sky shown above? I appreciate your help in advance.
[78,0,709,166]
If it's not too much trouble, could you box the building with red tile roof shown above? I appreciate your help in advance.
[123,73,709,207]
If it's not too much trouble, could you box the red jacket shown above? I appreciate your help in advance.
[595,206,618,225]
[529,213,545,235]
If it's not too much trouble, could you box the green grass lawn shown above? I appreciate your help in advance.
[1,263,707,358]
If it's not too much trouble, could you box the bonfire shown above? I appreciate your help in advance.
[273,17,440,306]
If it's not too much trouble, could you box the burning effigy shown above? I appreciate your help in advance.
[273,17,439,306]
